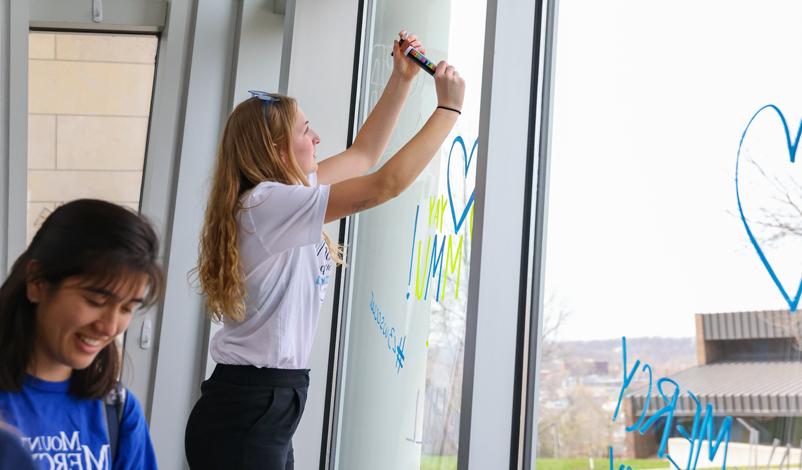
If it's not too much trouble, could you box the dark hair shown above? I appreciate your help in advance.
[0,199,164,399]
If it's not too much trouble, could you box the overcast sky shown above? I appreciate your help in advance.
[544,0,802,340]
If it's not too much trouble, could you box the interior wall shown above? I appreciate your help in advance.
[286,0,360,468]
[145,2,240,469]
[232,0,285,102]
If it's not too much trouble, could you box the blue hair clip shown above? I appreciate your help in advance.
[248,90,278,122]
[248,90,278,103]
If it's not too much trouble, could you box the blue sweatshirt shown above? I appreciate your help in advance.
[0,376,157,470]
[0,427,37,470]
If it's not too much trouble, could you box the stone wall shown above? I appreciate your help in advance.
[27,32,157,242]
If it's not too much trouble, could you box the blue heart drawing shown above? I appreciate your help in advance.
[446,136,479,234]
[736,104,802,311]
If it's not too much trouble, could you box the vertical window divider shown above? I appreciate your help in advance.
[6,0,29,274]
[324,1,370,468]
[457,0,542,467]
[521,0,558,467]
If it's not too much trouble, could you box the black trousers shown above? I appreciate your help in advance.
[185,365,309,470]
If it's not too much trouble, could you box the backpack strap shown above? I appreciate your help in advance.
[103,382,127,464]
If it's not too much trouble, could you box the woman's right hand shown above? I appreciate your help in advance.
[326,61,466,222]
[434,61,465,113]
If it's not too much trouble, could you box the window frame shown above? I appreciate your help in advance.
[320,0,552,467]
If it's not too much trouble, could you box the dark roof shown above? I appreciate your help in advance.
[699,311,802,340]
[628,362,802,417]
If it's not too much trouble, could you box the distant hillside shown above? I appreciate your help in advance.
[551,336,696,376]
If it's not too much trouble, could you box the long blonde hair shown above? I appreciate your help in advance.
[197,94,341,322]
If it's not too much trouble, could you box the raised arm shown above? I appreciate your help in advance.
[324,61,465,223]
[317,31,425,185]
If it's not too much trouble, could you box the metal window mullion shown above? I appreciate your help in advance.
[122,0,196,420]
[5,0,28,275]
[523,0,557,467]
[120,0,208,469]
[278,0,295,95]
[0,1,8,278]
[324,0,369,467]
[143,2,243,470]
[458,0,540,468]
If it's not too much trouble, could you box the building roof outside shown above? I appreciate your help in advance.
[699,310,802,341]
[628,361,802,418]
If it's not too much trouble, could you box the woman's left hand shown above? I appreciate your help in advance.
[392,30,425,82]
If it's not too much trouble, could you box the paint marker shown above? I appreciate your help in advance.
[403,44,437,76]
[391,38,437,76]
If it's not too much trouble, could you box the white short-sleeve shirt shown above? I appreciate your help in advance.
[210,174,333,369]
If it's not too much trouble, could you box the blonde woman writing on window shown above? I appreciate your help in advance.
[185,30,465,470]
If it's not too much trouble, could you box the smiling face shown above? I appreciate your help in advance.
[289,106,321,175]
[27,274,148,382]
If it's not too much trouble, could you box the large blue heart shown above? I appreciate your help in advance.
[446,136,478,234]
[736,104,802,311]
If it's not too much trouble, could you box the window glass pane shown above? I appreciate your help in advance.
[539,2,802,468]
[27,32,157,243]
[335,2,485,469]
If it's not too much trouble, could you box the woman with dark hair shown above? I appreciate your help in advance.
[0,199,164,470]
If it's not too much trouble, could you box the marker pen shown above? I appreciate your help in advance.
[391,36,437,76]
[403,44,437,76]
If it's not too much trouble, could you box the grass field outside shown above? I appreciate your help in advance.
[420,455,778,470]
[420,456,669,470]
[420,455,458,470]
[536,458,668,470]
